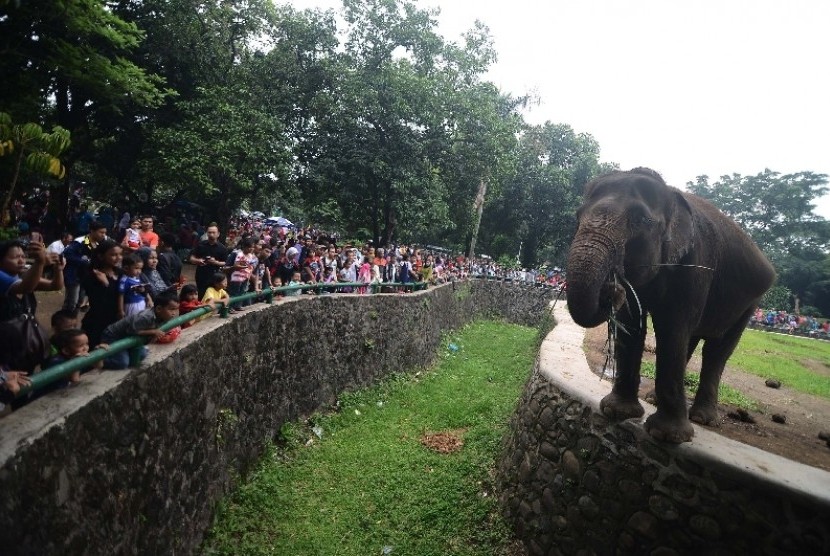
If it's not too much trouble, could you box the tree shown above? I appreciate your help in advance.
[295,0,523,246]
[478,122,609,267]
[0,0,170,224]
[0,113,70,222]
[687,169,830,262]
[138,85,290,226]
[688,169,830,315]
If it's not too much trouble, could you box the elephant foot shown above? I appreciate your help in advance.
[689,403,719,426]
[644,412,694,444]
[600,392,645,421]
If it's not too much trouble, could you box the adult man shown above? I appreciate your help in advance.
[138,215,159,252]
[61,221,107,311]
[189,223,229,299]
[46,232,73,256]
[157,232,183,286]
[298,234,314,268]
[121,214,159,253]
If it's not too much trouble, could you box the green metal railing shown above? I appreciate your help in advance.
[471,273,563,290]
[16,280,427,398]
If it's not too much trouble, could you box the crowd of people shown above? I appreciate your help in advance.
[0,208,500,416]
[21,202,824,418]
[749,308,830,338]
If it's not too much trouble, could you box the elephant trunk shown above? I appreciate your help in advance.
[566,234,626,329]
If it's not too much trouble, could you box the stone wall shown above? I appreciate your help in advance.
[497,305,830,555]
[0,279,555,556]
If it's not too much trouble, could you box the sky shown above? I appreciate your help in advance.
[287,0,830,216]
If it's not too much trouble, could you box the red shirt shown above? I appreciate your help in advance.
[140,229,159,248]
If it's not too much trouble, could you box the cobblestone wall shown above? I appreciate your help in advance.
[497,305,830,555]
[0,279,554,556]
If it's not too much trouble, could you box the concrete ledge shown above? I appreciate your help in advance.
[498,303,830,554]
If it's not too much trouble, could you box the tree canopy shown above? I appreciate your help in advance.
[2,0,828,286]
[688,170,830,315]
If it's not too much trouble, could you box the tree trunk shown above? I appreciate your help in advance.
[467,179,487,259]
[0,146,25,218]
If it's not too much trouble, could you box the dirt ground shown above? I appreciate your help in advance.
[583,325,830,471]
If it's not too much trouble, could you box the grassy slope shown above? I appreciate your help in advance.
[203,320,538,556]
[729,329,830,399]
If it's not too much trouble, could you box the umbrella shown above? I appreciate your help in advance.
[265,216,293,227]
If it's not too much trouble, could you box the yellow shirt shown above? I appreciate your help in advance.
[202,286,228,304]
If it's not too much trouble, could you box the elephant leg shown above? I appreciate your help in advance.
[644,324,695,443]
[687,337,701,362]
[689,308,753,426]
[600,308,647,421]
[644,336,699,406]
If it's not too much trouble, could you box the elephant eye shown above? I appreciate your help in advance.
[635,214,655,229]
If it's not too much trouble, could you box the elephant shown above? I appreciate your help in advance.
[566,167,775,443]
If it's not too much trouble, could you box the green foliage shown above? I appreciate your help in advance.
[497,254,519,270]
[688,170,830,257]
[762,285,793,312]
[688,170,830,319]
[799,305,822,318]
[478,123,607,267]
[5,0,828,281]
[203,321,538,555]
[0,227,18,241]
[0,0,169,118]
[0,112,71,215]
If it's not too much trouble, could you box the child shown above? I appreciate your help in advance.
[140,249,173,297]
[118,254,151,318]
[202,272,231,313]
[357,255,372,294]
[50,309,79,339]
[285,270,302,296]
[44,328,105,383]
[228,238,257,310]
[398,253,413,284]
[100,291,180,369]
[179,284,211,327]
[123,218,142,252]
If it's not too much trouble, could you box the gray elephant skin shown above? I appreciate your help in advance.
[566,167,775,443]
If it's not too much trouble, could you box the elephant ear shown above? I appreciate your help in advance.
[663,189,695,264]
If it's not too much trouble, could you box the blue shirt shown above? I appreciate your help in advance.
[0,269,20,296]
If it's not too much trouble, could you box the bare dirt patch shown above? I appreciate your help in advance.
[799,358,830,379]
[583,325,830,471]
[420,429,466,454]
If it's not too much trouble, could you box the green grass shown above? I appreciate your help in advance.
[202,320,538,556]
[637,324,830,409]
[640,361,760,411]
[729,329,830,399]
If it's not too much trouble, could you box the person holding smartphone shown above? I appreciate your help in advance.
[0,238,64,373]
